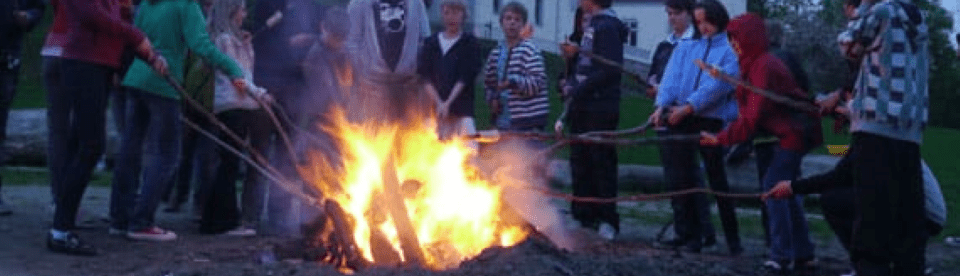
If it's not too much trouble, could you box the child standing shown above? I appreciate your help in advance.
[201,0,274,236]
[112,0,247,242]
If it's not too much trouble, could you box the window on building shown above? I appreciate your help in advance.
[535,0,543,26]
[624,19,639,46]
[494,0,500,14]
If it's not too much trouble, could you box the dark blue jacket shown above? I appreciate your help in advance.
[417,32,481,118]
[570,9,627,113]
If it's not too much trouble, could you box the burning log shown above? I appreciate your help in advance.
[379,154,427,266]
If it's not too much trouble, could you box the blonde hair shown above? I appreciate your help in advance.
[208,0,245,37]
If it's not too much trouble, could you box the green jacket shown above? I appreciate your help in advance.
[122,0,242,99]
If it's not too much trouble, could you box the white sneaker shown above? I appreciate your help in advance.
[598,223,616,241]
[222,227,256,237]
[839,269,856,276]
[127,227,178,242]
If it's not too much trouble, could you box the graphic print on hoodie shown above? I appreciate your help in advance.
[374,0,407,71]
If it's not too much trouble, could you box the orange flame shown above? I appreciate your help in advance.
[300,108,529,270]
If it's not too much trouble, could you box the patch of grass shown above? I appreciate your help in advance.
[1,167,111,187]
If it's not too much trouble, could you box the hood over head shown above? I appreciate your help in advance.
[727,13,768,70]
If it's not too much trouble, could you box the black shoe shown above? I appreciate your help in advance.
[661,238,687,247]
[794,257,817,270]
[163,204,181,213]
[47,232,99,256]
[703,235,717,247]
[729,244,744,256]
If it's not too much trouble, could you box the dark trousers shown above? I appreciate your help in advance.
[821,186,937,269]
[569,110,619,230]
[763,147,814,260]
[43,57,67,202]
[658,116,739,249]
[0,58,21,199]
[846,133,926,276]
[162,107,215,209]
[52,60,113,231]
[110,89,183,231]
[200,109,273,233]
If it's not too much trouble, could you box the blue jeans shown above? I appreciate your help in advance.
[110,89,183,231]
[763,146,814,260]
[53,59,112,231]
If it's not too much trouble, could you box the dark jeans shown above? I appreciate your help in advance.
[0,59,20,198]
[658,116,739,249]
[569,110,619,231]
[44,57,67,202]
[110,89,183,231]
[846,133,926,276]
[763,146,814,261]
[52,60,113,231]
[754,140,777,247]
[200,109,272,233]
[162,107,216,209]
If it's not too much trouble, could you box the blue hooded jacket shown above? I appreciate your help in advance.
[654,31,738,122]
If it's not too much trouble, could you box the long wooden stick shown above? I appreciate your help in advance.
[578,49,653,89]
[180,115,320,207]
[253,96,301,172]
[693,59,819,114]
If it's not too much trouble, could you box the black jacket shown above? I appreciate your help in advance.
[0,0,45,52]
[647,41,675,84]
[417,32,481,118]
[570,11,628,113]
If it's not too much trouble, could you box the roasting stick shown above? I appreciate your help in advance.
[694,59,819,114]
[252,95,301,173]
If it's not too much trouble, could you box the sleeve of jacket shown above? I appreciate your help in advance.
[655,42,686,107]
[837,3,886,60]
[482,48,499,102]
[417,36,437,80]
[716,63,771,146]
[184,3,243,79]
[791,152,854,194]
[572,22,623,98]
[63,0,146,51]
[683,44,738,113]
[347,0,367,58]
[507,44,547,97]
[460,37,482,87]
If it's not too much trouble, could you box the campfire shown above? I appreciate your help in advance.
[296,108,545,271]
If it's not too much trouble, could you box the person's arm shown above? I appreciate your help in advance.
[417,36,437,87]
[446,37,483,105]
[790,151,854,195]
[505,44,547,98]
[570,22,622,99]
[715,65,772,146]
[62,0,148,57]
[183,3,242,79]
[347,0,367,56]
[655,42,686,108]
[837,2,885,60]
[683,45,738,114]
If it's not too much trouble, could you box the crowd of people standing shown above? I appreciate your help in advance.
[0,0,949,276]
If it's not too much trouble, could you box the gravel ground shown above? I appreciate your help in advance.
[1,186,957,276]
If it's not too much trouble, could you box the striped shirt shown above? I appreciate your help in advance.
[483,40,549,130]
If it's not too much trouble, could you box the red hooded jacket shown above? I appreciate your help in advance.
[60,0,148,68]
[717,13,822,153]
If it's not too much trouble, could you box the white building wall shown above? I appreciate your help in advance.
[465,0,746,65]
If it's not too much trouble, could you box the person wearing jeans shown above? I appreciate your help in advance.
[48,0,167,256]
[701,13,823,272]
[111,0,245,242]
[648,0,740,254]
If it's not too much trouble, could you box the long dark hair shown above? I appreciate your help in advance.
[695,0,730,33]
[569,8,585,43]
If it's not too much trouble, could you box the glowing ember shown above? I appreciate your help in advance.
[300,108,530,270]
